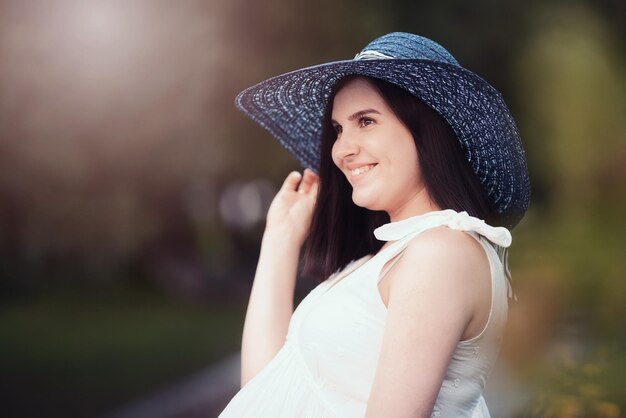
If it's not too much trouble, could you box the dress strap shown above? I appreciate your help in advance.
[374,210,512,248]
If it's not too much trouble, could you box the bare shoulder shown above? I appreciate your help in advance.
[402,226,487,269]
[385,226,490,302]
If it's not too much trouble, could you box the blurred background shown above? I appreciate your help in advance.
[0,0,624,417]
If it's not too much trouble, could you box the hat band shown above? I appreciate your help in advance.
[353,50,393,61]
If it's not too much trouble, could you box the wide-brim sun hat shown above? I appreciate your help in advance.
[235,32,530,228]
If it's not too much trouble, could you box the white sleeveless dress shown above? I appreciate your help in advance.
[218,209,513,418]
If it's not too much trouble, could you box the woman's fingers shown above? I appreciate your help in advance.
[280,169,319,195]
[298,169,319,194]
[280,171,302,192]
[308,176,319,201]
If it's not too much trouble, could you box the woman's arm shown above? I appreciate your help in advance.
[240,169,319,387]
[365,227,491,418]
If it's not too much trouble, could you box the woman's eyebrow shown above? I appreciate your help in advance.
[331,108,381,124]
[348,109,381,121]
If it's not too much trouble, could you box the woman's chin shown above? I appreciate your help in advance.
[351,192,382,212]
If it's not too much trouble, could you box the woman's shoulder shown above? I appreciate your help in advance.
[385,225,491,299]
[403,225,487,267]
[381,224,493,341]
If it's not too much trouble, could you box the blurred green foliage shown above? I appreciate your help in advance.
[515,342,624,417]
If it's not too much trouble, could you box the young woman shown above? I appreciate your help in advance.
[218,32,530,418]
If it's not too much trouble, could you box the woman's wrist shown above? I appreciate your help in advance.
[262,225,306,249]
[255,227,302,288]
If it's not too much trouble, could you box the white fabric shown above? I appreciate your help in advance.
[353,50,394,60]
[218,209,511,418]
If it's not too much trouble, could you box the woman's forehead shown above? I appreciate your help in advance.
[331,78,389,119]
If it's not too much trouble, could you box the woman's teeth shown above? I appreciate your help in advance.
[351,164,375,177]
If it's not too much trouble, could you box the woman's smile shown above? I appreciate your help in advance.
[350,163,378,179]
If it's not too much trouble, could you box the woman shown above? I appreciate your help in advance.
[219,32,529,418]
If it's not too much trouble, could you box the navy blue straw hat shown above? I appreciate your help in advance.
[235,32,530,228]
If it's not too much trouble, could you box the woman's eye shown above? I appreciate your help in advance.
[333,124,342,137]
[359,117,374,127]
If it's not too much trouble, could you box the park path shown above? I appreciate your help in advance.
[104,354,240,418]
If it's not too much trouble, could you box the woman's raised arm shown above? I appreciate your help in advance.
[240,169,318,387]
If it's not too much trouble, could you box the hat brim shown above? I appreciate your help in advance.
[235,58,530,228]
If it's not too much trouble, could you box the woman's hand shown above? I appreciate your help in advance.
[265,169,319,247]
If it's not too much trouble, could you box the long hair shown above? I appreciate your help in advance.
[302,76,499,281]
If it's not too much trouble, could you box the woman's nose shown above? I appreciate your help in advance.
[332,131,359,160]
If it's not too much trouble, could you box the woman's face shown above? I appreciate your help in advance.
[331,77,437,220]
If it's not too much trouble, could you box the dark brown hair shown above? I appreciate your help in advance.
[302,76,498,281]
